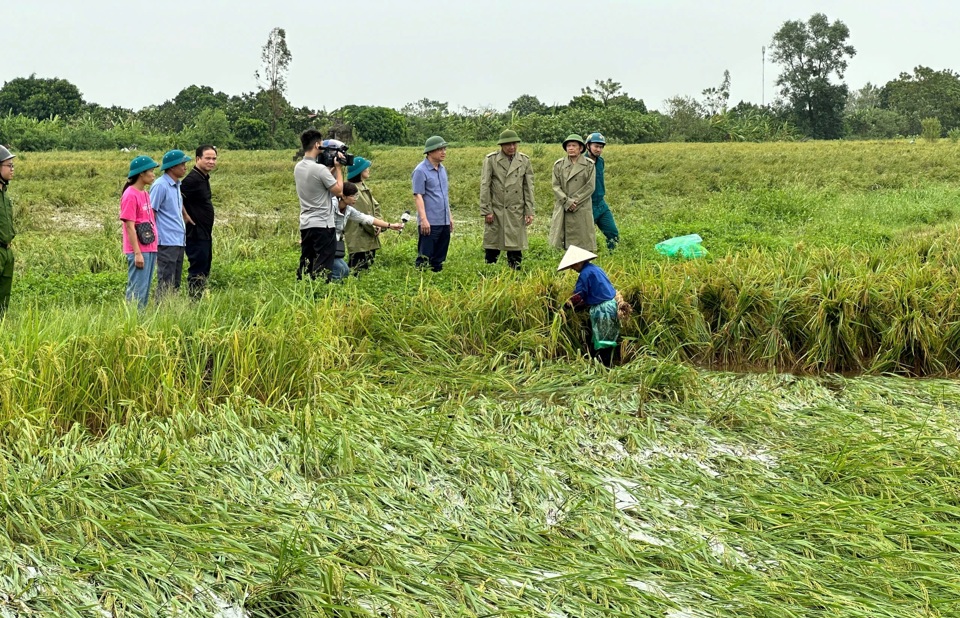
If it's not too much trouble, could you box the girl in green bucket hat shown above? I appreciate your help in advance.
[343,156,383,273]
[119,155,160,308]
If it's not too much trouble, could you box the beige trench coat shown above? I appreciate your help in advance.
[480,151,535,251]
[343,181,381,254]
[548,155,596,251]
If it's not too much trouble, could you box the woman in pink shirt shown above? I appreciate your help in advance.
[120,156,160,308]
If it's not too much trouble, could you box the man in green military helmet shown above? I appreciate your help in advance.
[549,134,596,252]
[584,132,619,250]
[0,146,16,315]
[480,129,535,269]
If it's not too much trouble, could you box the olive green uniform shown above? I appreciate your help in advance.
[0,187,14,313]
[480,150,535,252]
[343,181,381,254]
[548,156,596,251]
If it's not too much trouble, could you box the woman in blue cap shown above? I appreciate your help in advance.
[343,156,381,273]
[119,155,160,308]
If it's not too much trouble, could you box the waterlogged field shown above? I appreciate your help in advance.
[2,142,960,616]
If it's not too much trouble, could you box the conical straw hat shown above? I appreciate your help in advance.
[557,245,598,271]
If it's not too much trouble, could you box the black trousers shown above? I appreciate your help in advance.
[185,239,212,299]
[348,249,377,273]
[416,225,451,272]
[485,248,522,269]
[298,227,337,281]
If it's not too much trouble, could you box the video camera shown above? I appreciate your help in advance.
[317,141,355,167]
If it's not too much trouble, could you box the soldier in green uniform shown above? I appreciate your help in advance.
[549,134,597,252]
[0,146,16,315]
[584,132,620,250]
[480,129,535,269]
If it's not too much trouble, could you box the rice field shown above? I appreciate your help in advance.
[2,141,960,616]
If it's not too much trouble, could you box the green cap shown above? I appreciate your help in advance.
[127,155,159,178]
[347,156,371,180]
[562,134,586,151]
[160,149,192,171]
[497,129,521,145]
[423,135,449,154]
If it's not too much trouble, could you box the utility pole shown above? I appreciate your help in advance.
[761,46,766,106]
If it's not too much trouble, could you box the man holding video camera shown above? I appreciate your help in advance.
[295,129,346,281]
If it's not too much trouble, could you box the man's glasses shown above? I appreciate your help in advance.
[0,163,12,170]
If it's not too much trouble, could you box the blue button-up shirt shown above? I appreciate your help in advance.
[412,158,451,226]
[149,173,186,246]
[574,263,616,306]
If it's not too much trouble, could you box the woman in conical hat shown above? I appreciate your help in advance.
[558,245,630,367]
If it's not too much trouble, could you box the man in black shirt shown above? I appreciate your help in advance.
[181,145,218,299]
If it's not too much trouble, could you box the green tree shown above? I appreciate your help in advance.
[401,98,449,118]
[881,67,960,135]
[567,94,602,110]
[581,78,623,106]
[233,117,272,149]
[664,96,714,142]
[174,85,229,115]
[352,106,407,144]
[255,27,293,142]
[701,70,731,116]
[846,82,882,114]
[508,94,548,117]
[0,74,85,120]
[188,108,233,148]
[606,95,647,113]
[769,13,856,139]
[577,78,646,112]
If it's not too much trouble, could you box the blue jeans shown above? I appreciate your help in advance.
[416,225,451,272]
[330,258,350,282]
[126,252,157,309]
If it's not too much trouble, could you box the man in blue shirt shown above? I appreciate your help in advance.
[150,149,192,299]
[412,135,453,272]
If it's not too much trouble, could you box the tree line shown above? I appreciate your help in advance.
[1,16,959,152]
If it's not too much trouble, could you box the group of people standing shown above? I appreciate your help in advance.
[120,145,218,307]
[288,128,628,365]
[0,134,628,365]
[479,130,620,272]
[295,128,622,279]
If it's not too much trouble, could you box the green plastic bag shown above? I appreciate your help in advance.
[655,234,707,259]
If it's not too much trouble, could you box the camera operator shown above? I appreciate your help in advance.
[294,129,345,281]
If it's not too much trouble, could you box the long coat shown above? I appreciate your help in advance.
[548,155,596,251]
[480,151,535,251]
[343,181,381,254]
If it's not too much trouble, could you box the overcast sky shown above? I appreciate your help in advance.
[5,1,957,113]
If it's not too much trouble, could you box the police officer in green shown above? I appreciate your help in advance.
[480,129,535,269]
[0,146,16,315]
[584,132,620,250]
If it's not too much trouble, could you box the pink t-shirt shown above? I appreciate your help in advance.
[119,185,158,254]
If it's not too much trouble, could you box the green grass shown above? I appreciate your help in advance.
[3,142,960,616]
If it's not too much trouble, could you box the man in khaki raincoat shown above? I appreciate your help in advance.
[480,129,535,269]
[549,134,596,252]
